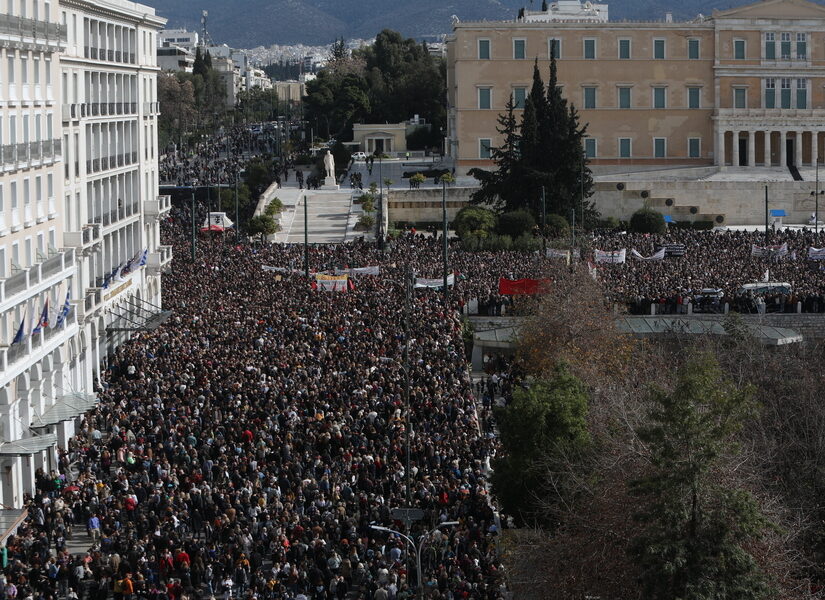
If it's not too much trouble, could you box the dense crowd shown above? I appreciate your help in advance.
[591,227,825,313]
[6,202,568,600]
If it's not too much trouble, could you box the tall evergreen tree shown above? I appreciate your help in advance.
[469,98,524,212]
[630,353,770,600]
[193,47,207,78]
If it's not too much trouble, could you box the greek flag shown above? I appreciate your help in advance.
[31,300,49,336]
[55,290,71,328]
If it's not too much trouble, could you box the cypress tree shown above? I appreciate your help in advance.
[469,98,523,212]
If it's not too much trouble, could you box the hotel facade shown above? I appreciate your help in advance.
[446,0,825,174]
[0,0,167,513]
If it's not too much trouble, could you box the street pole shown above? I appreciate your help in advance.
[765,185,769,243]
[442,178,449,309]
[403,267,412,509]
[541,186,546,255]
[234,175,239,241]
[304,194,309,278]
[580,152,585,232]
[817,160,820,236]
[190,191,196,262]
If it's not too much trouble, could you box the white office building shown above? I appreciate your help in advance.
[0,0,168,515]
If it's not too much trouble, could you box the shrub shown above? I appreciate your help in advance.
[545,214,570,237]
[598,216,621,229]
[513,233,540,252]
[358,213,376,228]
[360,194,375,213]
[247,214,279,241]
[453,206,497,239]
[498,210,537,238]
[630,208,666,234]
[409,173,426,187]
[265,197,283,217]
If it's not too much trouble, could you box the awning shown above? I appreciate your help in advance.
[30,393,98,429]
[770,209,787,217]
[0,433,57,456]
[0,509,27,544]
[108,296,172,332]
[664,215,675,223]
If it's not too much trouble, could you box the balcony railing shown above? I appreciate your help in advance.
[148,245,173,275]
[0,307,77,374]
[144,195,172,220]
[0,13,66,44]
[63,224,102,253]
[1,139,61,172]
[0,248,75,306]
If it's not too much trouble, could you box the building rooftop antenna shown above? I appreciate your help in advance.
[200,10,213,47]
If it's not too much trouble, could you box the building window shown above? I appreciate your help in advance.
[765,32,775,60]
[512,87,526,109]
[688,86,701,109]
[478,39,490,60]
[797,78,808,109]
[653,138,666,158]
[478,87,491,110]
[781,78,791,108]
[688,38,700,60]
[653,39,666,59]
[797,33,807,60]
[734,39,746,60]
[781,32,791,59]
[619,138,632,158]
[584,137,596,158]
[688,138,701,158]
[479,138,492,159]
[734,88,747,109]
[618,86,631,109]
[583,86,596,109]
[619,39,631,59]
[513,39,526,60]
[548,38,561,59]
[583,38,596,59]
[653,87,666,109]
[765,78,776,108]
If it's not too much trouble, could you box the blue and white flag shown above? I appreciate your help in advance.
[55,290,71,328]
[138,248,149,267]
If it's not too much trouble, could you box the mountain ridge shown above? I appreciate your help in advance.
[141,0,825,48]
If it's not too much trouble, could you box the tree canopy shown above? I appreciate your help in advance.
[469,56,597,226]
[304,30,445,142]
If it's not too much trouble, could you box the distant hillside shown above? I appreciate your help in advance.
[141,0,825,48]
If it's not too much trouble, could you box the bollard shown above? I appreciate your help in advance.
[797,301,802,314]
[650,303,656,316]
[687,302,693,316]
[724,302,729,315]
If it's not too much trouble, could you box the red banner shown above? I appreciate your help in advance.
[498,278,551,295]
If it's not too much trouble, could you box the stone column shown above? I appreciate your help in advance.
[747,130,755,167]
[812,131,819,167]
[764,130,772,166]
[780,130,788,167]
[795,131,803,167]
[732,130,740,167]
[716,127,726,166]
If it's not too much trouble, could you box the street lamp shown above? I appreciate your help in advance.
[811,159,824,235]
[370,521,459,599]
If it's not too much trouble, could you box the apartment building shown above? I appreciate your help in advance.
[0,0,167,512]
[446,0,825,174]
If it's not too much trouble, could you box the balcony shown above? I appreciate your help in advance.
[73,287,102,322]
[715,108,825,122]
[0,307,77,376]
[142,102,159,115]
[144,195,171,222]
[1,140,61,173]
[0,13,66,46]
[63,224,102,255]
[147,245,173,275]
[0,249,75,308]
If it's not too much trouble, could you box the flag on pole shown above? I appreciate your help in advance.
[12,312,26,344]
[55,290,71,328]
[138,248,149,267]
[31,300,49,335]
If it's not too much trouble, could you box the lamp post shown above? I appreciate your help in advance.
[370,521,459,599]
[441,175,449,309]
[190,191,196,262]
[811,159,824,235]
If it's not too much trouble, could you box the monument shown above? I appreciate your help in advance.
[322,150,339,190]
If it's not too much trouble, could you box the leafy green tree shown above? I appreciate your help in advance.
[492,364,590,524]
[453,206,497,239]
[630,208,666,234]
[247,215,279,241]
[237,87,279,123]
[631,353,769,600]
[244,158,276,198]
[497,210,536,238]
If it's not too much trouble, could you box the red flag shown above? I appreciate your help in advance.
[498,278,551,295]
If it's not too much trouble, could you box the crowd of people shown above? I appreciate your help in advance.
[590,227,825,313]
[3,200,575,600]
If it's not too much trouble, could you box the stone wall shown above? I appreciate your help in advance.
[386,187,478,224]
[593,179,816,225]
